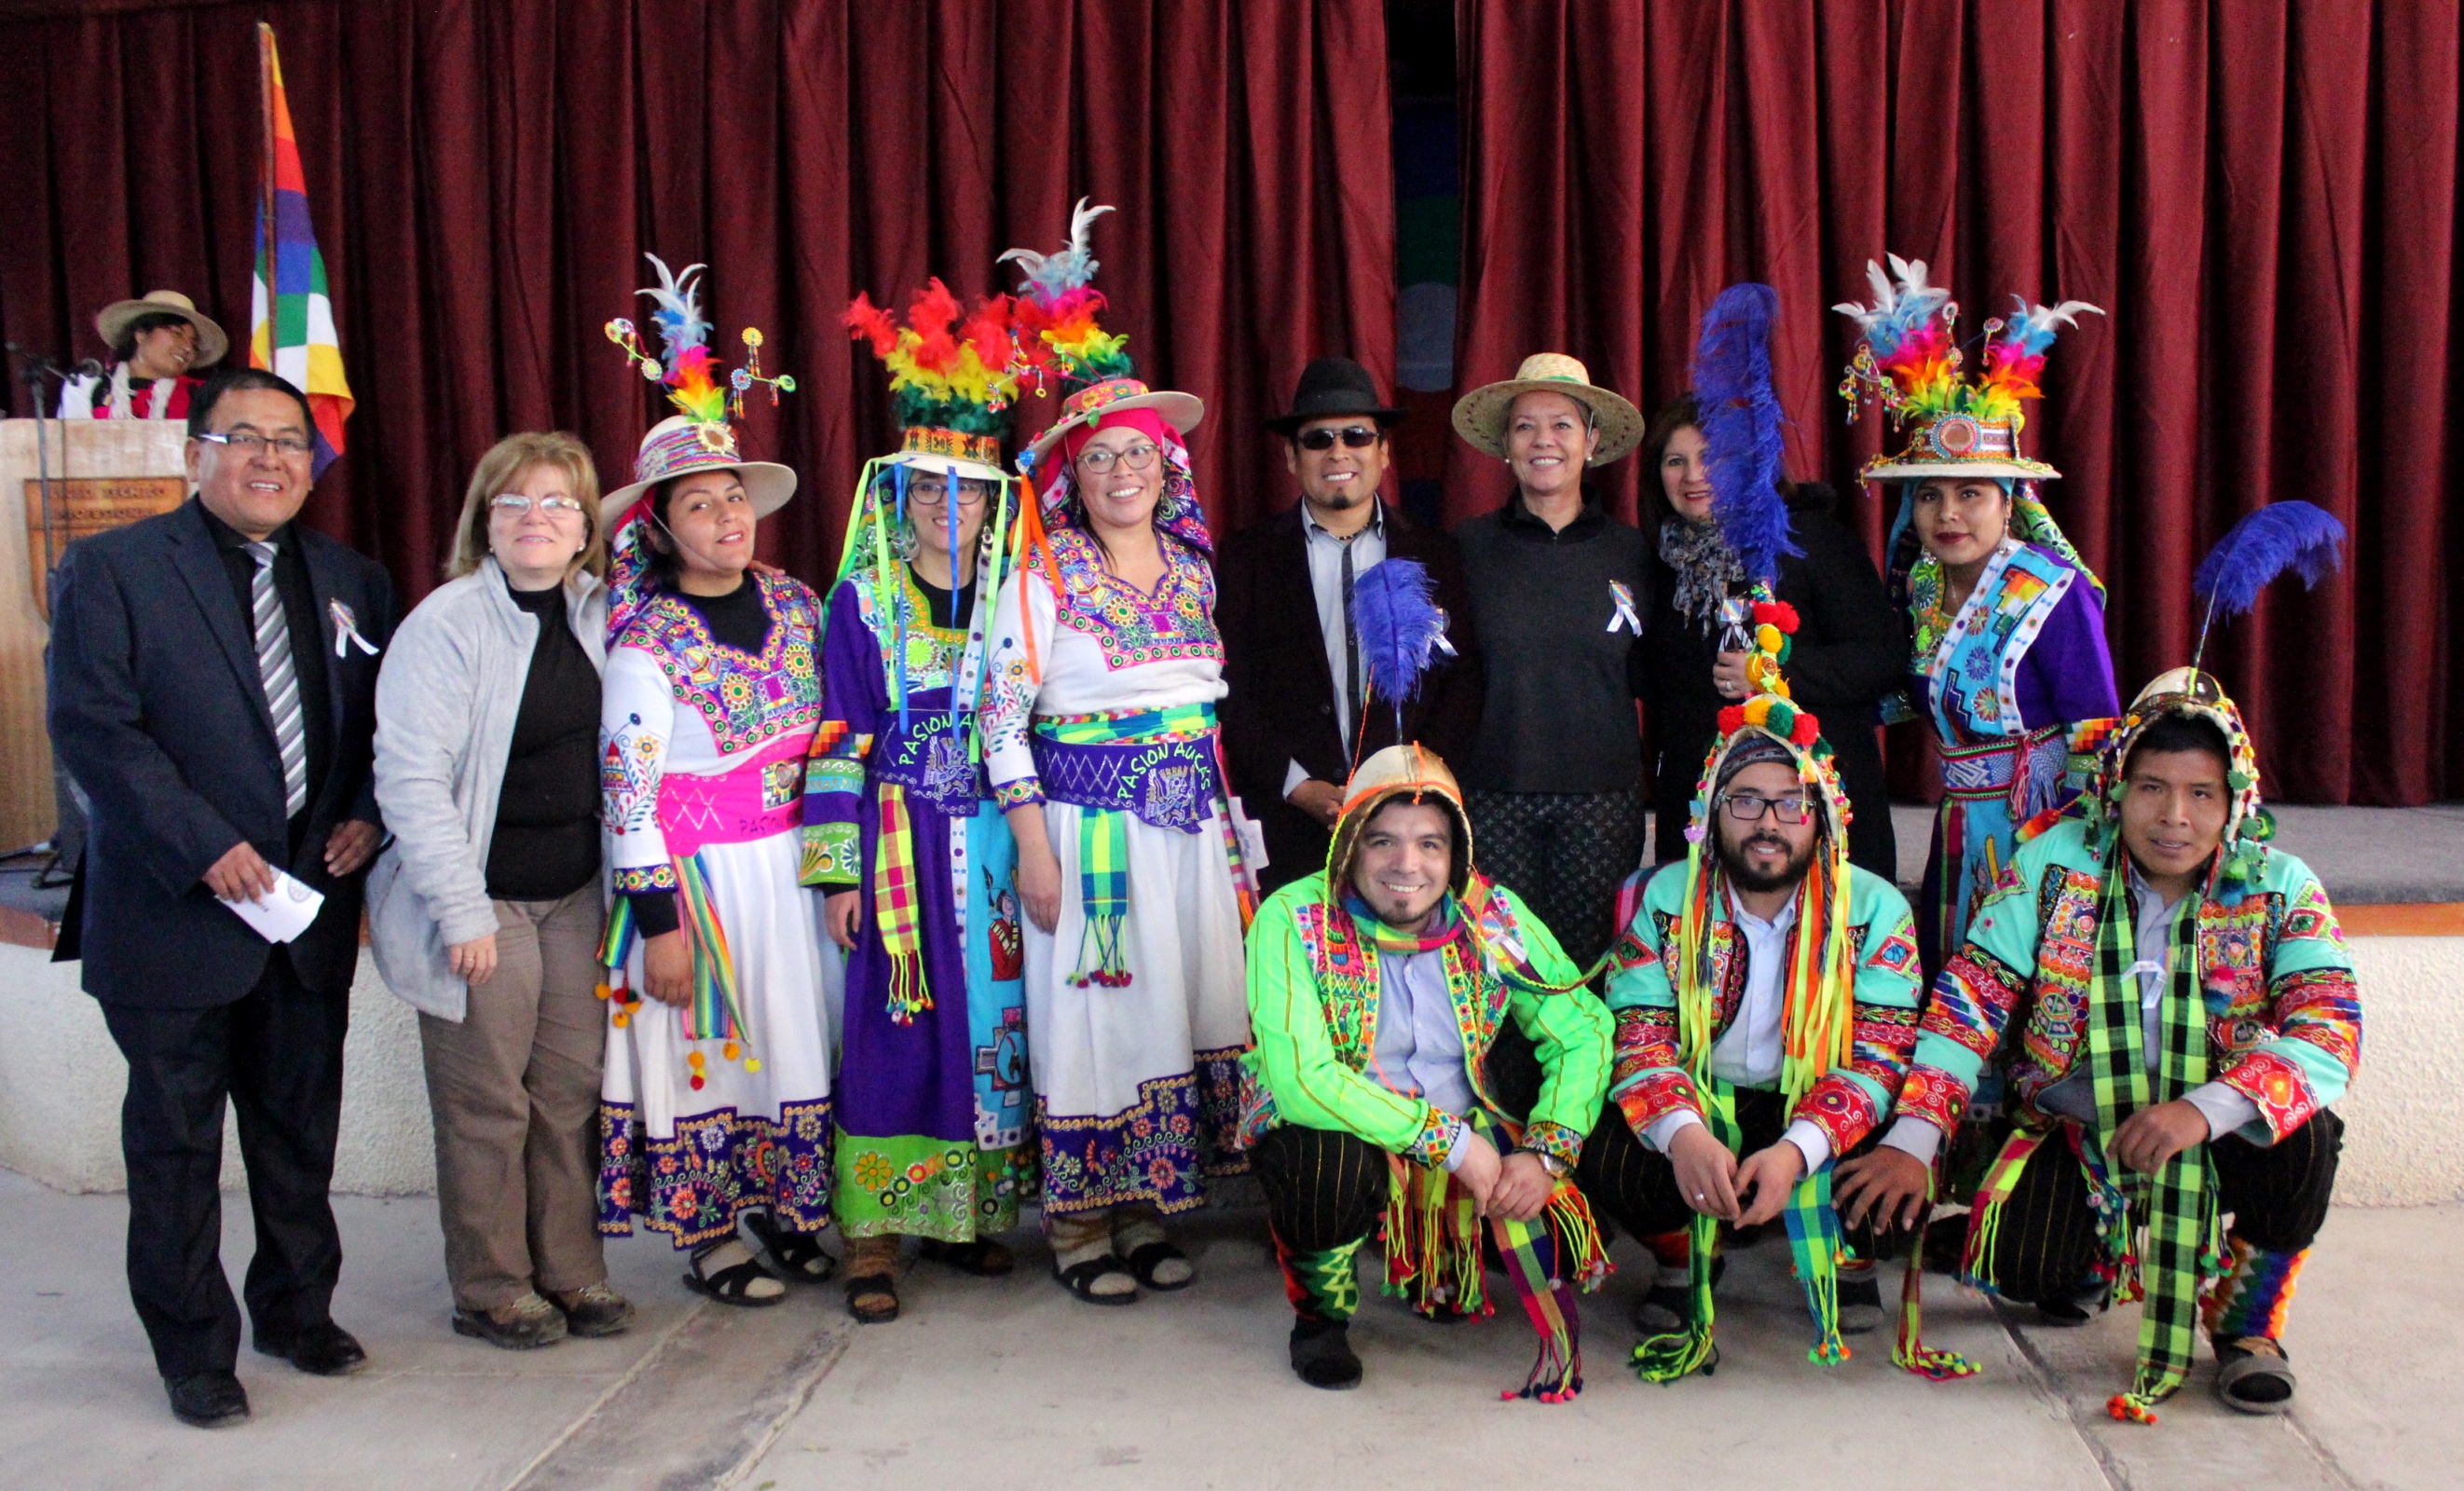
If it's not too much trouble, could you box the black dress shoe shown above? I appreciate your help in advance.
[255,1320,367,1376]
[164,1371,250,1429]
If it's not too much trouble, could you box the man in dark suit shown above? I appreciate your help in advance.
[1219,358,1481,893]
[48,368,392,1429]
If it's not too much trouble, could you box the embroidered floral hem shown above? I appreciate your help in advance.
[1038,1047,1249,1216]
[834,1130,1032,1241]
[598,1096,835,1249]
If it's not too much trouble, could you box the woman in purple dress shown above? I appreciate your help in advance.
[804,280,1034,1323]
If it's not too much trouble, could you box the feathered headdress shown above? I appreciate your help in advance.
[1693,282,1800,583]
[1000,198,1133,394]
[1000,198,1203,472]
[843,277,1030,481]
[599,254,799,639]
[1833,253,2101,481]
[2072,502,2347,885]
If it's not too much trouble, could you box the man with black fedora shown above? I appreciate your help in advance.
[1219,357,1482,893]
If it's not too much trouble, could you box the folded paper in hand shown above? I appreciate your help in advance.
[222,869,325,944]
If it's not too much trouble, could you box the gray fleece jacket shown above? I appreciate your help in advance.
[367,558,608,1019]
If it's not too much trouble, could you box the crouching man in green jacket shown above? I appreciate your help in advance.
[1239,744,1611,1400]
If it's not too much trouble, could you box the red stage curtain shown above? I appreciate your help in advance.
[1449,0,2458,805]
[0,0,1395,596]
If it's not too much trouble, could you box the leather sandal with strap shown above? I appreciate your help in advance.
[1120,1239,1193,1292]
[683,1241,785,1308]
[1053,1254,1138,1306]
[743,1211,836,1284]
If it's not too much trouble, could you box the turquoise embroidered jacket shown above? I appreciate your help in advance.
[1899,819,2361,1144]
[1239,871,1610,1171]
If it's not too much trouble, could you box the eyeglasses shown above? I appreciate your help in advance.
[1718,792,1816,825]
[196,430,315,458]
[491,494,588,517]
[1076,442,1160,473]
[905,485,990,510]
[1297,425,1380,452]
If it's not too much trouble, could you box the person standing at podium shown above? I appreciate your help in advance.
[55,289,226,421]
[47,366,392,1429]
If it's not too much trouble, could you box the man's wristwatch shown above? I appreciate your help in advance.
[1534,1151,1567,1179]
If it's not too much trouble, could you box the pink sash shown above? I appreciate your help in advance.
[655,733,813,858]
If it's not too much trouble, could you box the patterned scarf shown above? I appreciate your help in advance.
[2086,855,2224,1423]
[1659,516,1745,636]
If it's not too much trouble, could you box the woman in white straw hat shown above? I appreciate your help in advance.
[592,257,841,1308]
[1446,354,1654,1012]
[57,289,227,420]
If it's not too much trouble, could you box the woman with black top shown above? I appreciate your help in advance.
[1447,353,1653,974]
[370,432,635,1349]
[1635,396,1903,880]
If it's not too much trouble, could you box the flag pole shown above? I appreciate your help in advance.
[256,23,277,367]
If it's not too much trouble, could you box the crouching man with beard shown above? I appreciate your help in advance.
[1575,704,1926,1381]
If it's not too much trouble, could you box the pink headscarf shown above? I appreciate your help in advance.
[1046,406,1211,558]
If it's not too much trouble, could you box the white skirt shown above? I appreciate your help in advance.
[600,830,844,1246]
[1023,801,1251,1214]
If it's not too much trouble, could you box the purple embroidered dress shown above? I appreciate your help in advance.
[1909,537,2118,972]
[804,568,1031,1240]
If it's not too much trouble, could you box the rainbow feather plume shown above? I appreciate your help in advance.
[1351,557,1454,736]
[1975,296,2102,423]
[1001,198,1135,388]
[636,254,727,425]
[1694,283,1800,582]
[843,278,1026,437]
[1833,254,1958,415]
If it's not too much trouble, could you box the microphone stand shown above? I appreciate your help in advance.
[4,344,89,882]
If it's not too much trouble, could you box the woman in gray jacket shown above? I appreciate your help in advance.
[369,431,631,1349]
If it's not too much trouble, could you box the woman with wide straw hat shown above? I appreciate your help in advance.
[980,201,1256,1305]
[57,289,227,420]
[1447,352,1653,993]
[593,256,840,1307]
[1831,255,2118,976]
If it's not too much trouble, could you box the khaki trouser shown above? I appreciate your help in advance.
[418,884,608,1311]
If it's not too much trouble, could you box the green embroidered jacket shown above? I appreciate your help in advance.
[1239,870,1611,1171]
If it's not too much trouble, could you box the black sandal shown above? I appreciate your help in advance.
[743,1211,836,1284]
[844,1273,900,1324]
[1053,1254,1139,1305]
[919,1238,1016,1278]
[1121,1240,1193,1292]
[682,1246,785,1308]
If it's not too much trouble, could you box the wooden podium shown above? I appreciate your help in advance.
[0,418,190,850]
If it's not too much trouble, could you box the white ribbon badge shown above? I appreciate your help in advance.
[1606,581,1642,636]
[330,599,380,658]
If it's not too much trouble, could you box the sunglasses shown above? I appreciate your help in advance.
[1296,425,1381,452]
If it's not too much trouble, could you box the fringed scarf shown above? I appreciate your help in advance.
[1659,516,1746,636]
[1634,850,1860,1381]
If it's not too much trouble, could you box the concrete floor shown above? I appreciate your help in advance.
[5,1167,2450,1491]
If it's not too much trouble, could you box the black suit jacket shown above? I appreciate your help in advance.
[1217,499,1483,891]
[48,499,394,1005]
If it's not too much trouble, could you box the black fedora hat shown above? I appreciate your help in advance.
[1266,357,1404,434]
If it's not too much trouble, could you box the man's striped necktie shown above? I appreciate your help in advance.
[245,540,309,817]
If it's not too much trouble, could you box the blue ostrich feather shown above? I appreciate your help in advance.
[1694,282,1800,582]
[2192,501,2347,621]
[1352,557,1451,733]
